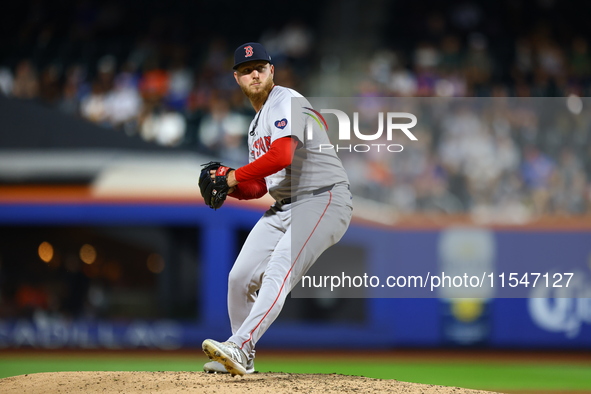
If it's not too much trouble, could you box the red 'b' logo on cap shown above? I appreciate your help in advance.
[244,46,254,57]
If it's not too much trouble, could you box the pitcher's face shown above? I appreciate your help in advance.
[234,61,274,101]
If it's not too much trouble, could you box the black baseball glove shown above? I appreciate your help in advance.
[199,161,234,210]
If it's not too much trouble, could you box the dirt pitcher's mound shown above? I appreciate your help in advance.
[0,371,502,393]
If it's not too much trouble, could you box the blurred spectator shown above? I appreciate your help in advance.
[228,88,255,117]
[57,64,86,115]
[389,66,418,97]
[139,58,169,106]
[95,55,116,95]
[261,20,313,70]
[551,148,586,214]
[141,104,187,147]
[79,55,119,125]
[462,33,493,95]
[280,21,313,61]
[537,39,565,78]
[521,145,555,215]
[105,73,142,133]
[364,157,395,203]
[494,134,520,175]
[80,81,109,125]
[368,50,397,86]
[39,64,62,105]
[12,60,39,99]
[414,42,440,71]
[569,37,591,84]
[414,157,462,213]
[439,36,463,74]
[512,37,534,83]
[165,57,193,111]
[0,67,14,95]
[197,97,249,163]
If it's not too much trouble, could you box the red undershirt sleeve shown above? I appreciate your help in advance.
[228,137,298,200]
[228,178,267,200]
[234,136,298,182]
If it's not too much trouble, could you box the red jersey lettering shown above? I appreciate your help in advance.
[251,136,272,159]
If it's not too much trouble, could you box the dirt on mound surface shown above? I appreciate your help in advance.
[0,371,501,393]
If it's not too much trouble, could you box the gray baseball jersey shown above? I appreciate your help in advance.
[246,85,349,201]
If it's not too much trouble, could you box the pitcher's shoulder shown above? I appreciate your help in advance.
[268,86,308,111]
[271,85,303,98]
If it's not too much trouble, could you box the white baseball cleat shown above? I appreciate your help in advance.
[203,359,255,374]
[202,339,249,376]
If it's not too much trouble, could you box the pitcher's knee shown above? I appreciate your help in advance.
[229,267,260,294]
[228,267,245,288]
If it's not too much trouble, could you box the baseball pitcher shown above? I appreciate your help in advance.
[200,42,353,376]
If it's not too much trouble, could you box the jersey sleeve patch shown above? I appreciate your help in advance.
[274,118,288,129]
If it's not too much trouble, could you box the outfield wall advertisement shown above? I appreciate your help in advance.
[0,203,589,349]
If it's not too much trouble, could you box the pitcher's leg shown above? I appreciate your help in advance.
[229,191,352,355]
[227,212,285,335]
[228,226,292,356]
[288,190,352,291]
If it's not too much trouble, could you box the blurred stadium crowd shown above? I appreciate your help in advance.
[1,0,590,217]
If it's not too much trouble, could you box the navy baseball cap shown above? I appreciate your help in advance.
[233,42,272,70]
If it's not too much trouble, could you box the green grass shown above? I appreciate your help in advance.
[0,354,589,392]
[259,360,591,392]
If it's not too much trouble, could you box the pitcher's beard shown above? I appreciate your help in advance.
[242,78,274,106]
